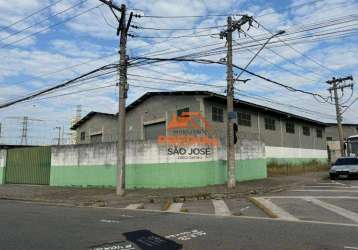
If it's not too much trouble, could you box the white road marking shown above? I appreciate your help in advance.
[302,186,358,189]
[302,197,358,223]
[92,243,135,250]
[240,206,250,212]
[332,180,347,186]
[167,202,183,212]
[212,200,231,216]
[100,219,121,224]
[253,197,299,221]
[263,196,358,199]
[166,229,206,241]
[290,189,358,193]
[125,203,144,209]
[317,182,343,185]
[345,246,358,249]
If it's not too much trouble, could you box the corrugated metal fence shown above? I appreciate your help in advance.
[5,146,51,185]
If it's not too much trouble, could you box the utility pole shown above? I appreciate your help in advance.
[226,16,236,189]
[220,15,255,189]
[99,0,133,195]
[20,116,28,145]
[62,125,65,145]
[55,126,61,145]
[327,76,354,156]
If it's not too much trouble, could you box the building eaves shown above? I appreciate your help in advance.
[70,111,117,130]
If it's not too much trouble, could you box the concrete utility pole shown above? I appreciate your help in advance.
[117,4,128,196]
[327,76,354,156]
[226,16,236,189]
[220,15,256,189]
[98,0,133,195]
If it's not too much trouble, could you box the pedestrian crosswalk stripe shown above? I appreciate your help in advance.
[212,200,231,216]
[263,196,358,199]
[125,203,144,209]
[290,189,358,193]
[252,197,299,221]
[302,186,358,189]
[302,197,358,223]
[167,203,183,212]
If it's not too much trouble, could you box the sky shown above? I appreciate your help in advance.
[0,0,357,145]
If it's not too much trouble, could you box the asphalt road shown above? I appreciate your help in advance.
[1,198,358,250]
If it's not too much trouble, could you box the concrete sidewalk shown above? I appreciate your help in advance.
[0,172,328,208]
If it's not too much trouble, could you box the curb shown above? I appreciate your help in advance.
[248,197,278,219]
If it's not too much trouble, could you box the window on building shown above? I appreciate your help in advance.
[316,128,323,138]
[326,137,332,141]
[90,134,102,143]
[177,107,189,117]
[265,117,276,130]
[80,131,85,141]
[238,111,251,127]
[285,121,295,134]
[302,126,310,136]
[144,122,166,140]
[212,106,224,122]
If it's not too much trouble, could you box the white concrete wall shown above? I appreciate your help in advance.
[0,150,6,168]
[265,146,327,159]
[52,140,266,167]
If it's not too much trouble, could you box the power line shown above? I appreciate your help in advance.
[1,52,117,87]
[0,64,117,109]
[254,19,338,74]
[129,32,220,39]
[130,56,330,101]
[133,14,236,19]
[0,0,88,43]
[0,2,103,49]
[128,70,335,119]
[130,24,225,31]
[0,0,64,32]
[342,95,358,114]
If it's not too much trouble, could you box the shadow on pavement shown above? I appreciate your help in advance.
[124,230,183,249]
[89,229,182,250]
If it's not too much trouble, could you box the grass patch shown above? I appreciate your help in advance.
[267,159,329,177]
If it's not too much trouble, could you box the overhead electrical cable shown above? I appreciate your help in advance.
[0,0,64,32]
[0,0,88,43]
[0,64,117,109]
[0,2,103,49]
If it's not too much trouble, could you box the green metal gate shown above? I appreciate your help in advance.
[5,147,51,185]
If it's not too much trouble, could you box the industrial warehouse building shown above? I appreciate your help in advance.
[0,91,329,188]
[71,91,328,165]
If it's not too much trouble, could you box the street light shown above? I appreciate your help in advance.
[235,30,286,81]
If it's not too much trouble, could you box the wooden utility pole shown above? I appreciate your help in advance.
[327,76,354,156]
[99,0,133,195]
[226,16,236,189]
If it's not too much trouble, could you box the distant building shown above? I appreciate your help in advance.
[325,123,358,142]
[71,91,328,166]
[325,123,358,162]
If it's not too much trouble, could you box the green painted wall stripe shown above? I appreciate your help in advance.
[267,157,327,165]
[50,159,267,188]
[0,168,4,184]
